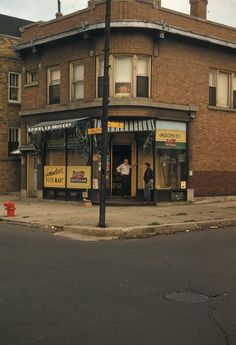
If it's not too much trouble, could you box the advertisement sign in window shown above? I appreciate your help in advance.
[67,166,91,189]
[44,166,65,188]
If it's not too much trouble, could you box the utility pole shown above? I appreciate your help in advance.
[98,0,111,227]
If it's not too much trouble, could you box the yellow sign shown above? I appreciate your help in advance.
[156,129,186,143]
[88,128,102,135]
[67,166,91,189]
[108,121,124,128]
[44,166,65,188]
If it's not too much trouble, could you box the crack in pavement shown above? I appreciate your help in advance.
[207,305,231,345]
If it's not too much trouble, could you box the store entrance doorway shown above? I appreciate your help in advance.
[112,145,131,196]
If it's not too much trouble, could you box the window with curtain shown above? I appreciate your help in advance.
[233,75,236,109]
[136,58,149,97]
[97,58,104,98]
[48,68,60,104]
[209,70,216,106]
[71,62,84,100]
[114,57,132,96]
[217,72,230,107]
[209,69,236,109]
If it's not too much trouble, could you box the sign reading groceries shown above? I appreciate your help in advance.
[44,166,91,189]
[156,129,186,149]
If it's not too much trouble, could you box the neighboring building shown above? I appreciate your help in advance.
[16,0,236,202]
[0,14,32,194]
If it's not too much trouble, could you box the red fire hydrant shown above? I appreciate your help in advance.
[3,201,16,217]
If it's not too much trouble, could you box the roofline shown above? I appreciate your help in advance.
[16,20,236,52]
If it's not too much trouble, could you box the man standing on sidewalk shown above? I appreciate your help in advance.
[143,162,154,203]
[116,158,131,197]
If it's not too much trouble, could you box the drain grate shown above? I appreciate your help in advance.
[164,291,209,304]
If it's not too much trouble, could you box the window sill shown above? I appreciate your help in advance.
[8,100,21,105]
[209,106,236,113]
[24,82,39,88]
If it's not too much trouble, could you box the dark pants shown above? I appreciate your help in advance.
[121,175,130,196]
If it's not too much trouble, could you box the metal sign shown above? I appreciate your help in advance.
[108,121,124,128]
[88,128,102,135]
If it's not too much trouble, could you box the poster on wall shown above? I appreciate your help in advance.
[44,166,65,188]
[67,166,91,189]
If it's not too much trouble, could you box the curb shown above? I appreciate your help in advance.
[63,218,236,239]
[2,217,236,240]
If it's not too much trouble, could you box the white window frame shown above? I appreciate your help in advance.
[8,127,21,155]
[70,61,84,101]
[47,67,60,105]
[26,70,38,85]
[96,55,151,99]
[8,72,21,103]
[209,69,236,109]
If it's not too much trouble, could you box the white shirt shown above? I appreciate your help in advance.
[116,163,131,176]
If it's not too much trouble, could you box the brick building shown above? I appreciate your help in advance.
[0,14,32,194]
[16,0,236,202]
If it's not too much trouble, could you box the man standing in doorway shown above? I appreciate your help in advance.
[143,162,153,203]
[116,158,131,197]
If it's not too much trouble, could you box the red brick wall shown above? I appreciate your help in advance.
[19,0,236,197]
[0,35,21,193]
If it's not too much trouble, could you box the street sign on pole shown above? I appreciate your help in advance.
[88,128,102,135]
[98,0,111,228]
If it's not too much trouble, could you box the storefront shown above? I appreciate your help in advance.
[27,117,188,203]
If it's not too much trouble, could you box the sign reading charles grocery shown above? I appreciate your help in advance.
[156,129,186,149]
[67,166,91,189]
[44,166,65,188]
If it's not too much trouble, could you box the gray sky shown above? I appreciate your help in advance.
[0,0,235,27]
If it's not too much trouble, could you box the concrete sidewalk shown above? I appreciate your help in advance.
[0,194,236,239]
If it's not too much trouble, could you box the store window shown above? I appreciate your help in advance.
[209,69,236,109]
[70,62,84,100]
[48,67,60,104]
[8,72,21,103]
[156,121,187,190]
[8,127,20,156]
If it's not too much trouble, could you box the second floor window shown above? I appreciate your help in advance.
[9,72,21,103]
[96,55,151,99]
[26,70,38,84]
[8,127,20,156]
[48,68,60,105]
[71,62,84,100]
[114,57,132,96]
[209,69,236,109]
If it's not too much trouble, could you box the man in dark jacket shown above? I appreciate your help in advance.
[143,162,153,203]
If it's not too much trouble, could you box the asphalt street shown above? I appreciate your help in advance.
[0,223,236,345]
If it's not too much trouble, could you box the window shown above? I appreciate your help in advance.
[26,71,38,84]
[71,62,84,100]
[8,72,21,103]
[114,57,132,96]
[96,55,151,98]
[209,69,236,109]
[8,127,20,156]
[209,70,216,106]
[218,72,230,107]
[233,75,236,109]
[98,57,104,98]
[48,68,60,104]
[136,58,149,97]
